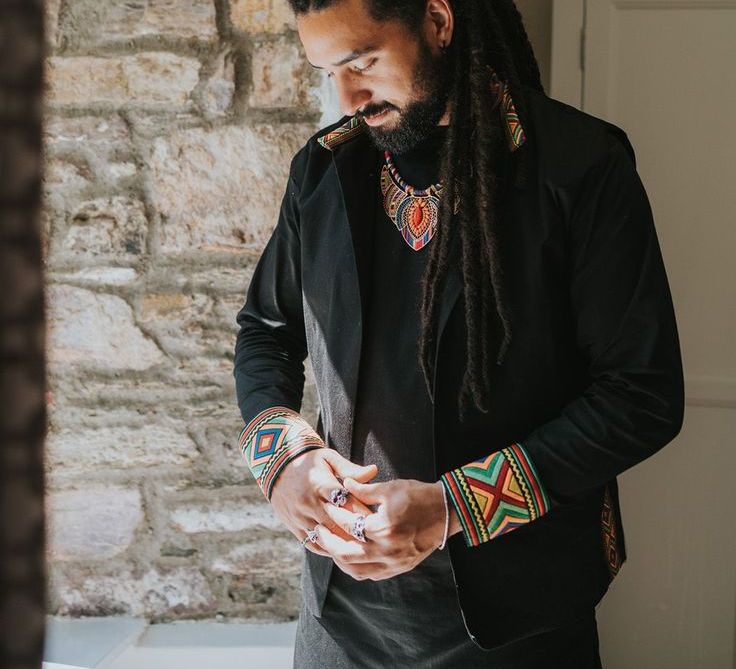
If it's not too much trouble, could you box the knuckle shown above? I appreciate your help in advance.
[307,468,322,488]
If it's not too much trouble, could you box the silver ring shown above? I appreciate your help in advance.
[300,527,318,546]
[351,515,366,542]
[329,487,349,507]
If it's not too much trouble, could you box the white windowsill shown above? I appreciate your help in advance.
[43,616,298,669]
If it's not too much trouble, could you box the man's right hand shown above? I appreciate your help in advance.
[269,447,378,557]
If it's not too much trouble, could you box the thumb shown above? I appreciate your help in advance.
[325,451,378,482]
[350,463,379,483]
[343,477,384,504]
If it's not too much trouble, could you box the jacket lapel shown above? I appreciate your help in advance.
[323,133,379,455]
[433,242,463,395]
[331,133,379,332]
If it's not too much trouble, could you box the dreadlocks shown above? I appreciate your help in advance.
[288,0,544,421]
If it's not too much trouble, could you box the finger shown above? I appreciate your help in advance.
[311,467,374,515]
[322,450,379,483]
[343,477,386,505]
[322,504,384,543]
[302,502,361,543]
[312,510,361,543]
[343,495,375,517]
[311,463,352,503]
[296,525,333,557]
[313,524,372,562]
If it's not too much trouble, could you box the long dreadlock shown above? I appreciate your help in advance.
[287,0,544,421]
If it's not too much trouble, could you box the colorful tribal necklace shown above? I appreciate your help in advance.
[380,150,443,252]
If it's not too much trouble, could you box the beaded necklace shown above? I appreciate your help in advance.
[380,149,443,252]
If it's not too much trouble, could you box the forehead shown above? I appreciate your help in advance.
[296,0,411,66]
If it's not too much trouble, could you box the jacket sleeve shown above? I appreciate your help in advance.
[440,131,685,548]
[233,151,325,500]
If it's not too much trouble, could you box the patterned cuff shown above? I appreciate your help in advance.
[440,442,550,548]
[238,406,325,501]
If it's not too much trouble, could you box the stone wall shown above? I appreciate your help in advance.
[43,0,331,622]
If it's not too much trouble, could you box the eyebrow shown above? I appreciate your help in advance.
[310,45,379,69]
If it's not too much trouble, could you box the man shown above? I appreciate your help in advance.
[233,0,684,666]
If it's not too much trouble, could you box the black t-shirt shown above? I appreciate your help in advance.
[349,124,448,483]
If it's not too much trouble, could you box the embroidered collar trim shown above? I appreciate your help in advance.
[317,68,528,152]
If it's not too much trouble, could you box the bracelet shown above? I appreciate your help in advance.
[438,482,450,550]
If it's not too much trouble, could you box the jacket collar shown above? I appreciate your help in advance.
[317,69,527,153]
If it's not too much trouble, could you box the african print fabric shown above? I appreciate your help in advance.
[601,483,623,578]
[489,68,527,152]
[440,442,550,547]
[238,405,324,500]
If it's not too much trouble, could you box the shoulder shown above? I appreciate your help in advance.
[521,86,637,185]
[287,114,366,190]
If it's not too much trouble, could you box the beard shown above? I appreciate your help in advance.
[357,34,453,155]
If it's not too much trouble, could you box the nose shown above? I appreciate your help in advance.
[333,72,372,117]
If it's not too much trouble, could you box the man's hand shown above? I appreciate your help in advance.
[269,447,378,557]
[314,477,463,580]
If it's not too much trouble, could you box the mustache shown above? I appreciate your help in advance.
[358,103,397,119]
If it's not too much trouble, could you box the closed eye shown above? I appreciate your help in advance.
[326,58,378,79]
[352,58,377,74]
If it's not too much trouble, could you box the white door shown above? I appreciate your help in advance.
[551,1,736,667]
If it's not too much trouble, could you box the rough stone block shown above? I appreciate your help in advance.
[48,267,139,287]
[47,285,165,371]
[54,566,216,617]
[46,423,198,473]
[59,0,217,47]
[250,36,316,109]
[144,265,252,295]
[138,292,215,358]
[148,122,315,254]
[47,486,144,560]
[44,158,93,194]
[170,497,281,534]
[46,0,62,48]
[44,114,130,147]
[211,535,302,575]
[202,51,235,115]
[226,572,300,614]
[181,403,252,477]
[230,0,296,34]
[55,196,148,259]
[47,54,200,108]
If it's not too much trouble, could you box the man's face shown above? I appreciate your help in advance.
[297,0,454,154]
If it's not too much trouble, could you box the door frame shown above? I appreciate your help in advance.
[550,0,585,108]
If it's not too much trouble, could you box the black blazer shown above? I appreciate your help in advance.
[233,85,685,650]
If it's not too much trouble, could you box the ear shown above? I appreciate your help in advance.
[426,0,454,50]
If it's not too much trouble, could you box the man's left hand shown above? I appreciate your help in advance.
[314,477,452,581]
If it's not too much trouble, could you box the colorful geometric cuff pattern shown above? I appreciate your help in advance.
[489,68,527,153]
[440,442,550,548]
[238,406,325,501]
[601,483,623,579]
